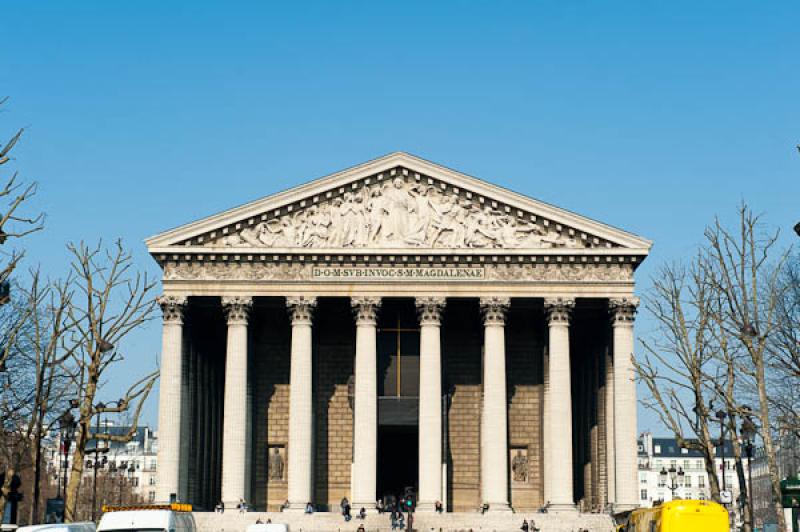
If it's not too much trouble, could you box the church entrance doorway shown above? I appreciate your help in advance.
[376,299,420,503]
[376,424,418,504]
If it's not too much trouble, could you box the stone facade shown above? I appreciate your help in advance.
[148,153,651,514]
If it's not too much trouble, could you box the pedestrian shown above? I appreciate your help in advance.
[255,519,263,525]
[390,506,399,530]
[305,502,314,514]
[358,507,367,520]
[215,501,225,514]
[377,498,384,514]
[397,512,405,530]
[520,518,529,532]
[434,500,443,513]
[357,525,366,532]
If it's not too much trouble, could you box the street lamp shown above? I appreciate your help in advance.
[741,416,758,530]
[715,409,732,508]
[89,402,111,522]
[660,466,685,499]
[57,412,76,499]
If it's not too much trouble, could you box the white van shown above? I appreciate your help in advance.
[16,524,95,532]
[96,506,195,532]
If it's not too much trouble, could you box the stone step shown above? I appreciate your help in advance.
[193,511,615,532]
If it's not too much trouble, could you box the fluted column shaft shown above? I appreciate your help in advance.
[351,297,381,509]
[604,347,616,506]
[480,297,512,512]
[155,295,187,502]
[545,297,576,511]
[221,296,253,506]
[610,298,639,511]
[287,296,317,510]
[542,347,551,505]
[416,297,446,511]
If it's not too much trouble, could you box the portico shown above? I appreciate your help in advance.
[147,153,650,514]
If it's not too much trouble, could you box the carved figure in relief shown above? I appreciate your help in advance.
[217,177,587,250]
[382,177,413,244]
[511,449,529,483]
[269,447,285,481]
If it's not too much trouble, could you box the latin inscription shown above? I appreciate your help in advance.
[312,266,485,281]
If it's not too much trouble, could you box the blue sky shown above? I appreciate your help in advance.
[2,2,798,432]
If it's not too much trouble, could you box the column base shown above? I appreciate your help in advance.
[284,502,311,512]
[484,502,513,513]
[547,502,577,513]
[350,501,377,512]
[415,501,439,512]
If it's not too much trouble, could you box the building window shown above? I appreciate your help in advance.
[149,476,156,486]
[148,491,155,503]
[640,474,647,484]
[699,476,705,488]
[685,475,692,487]
[132,477,139,487]
[641,489,648,500]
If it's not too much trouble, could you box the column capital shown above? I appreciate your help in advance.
[287,296,317,325]
[222,296,253,325]
[415,296,446,326]
[157,295,188,324]
[609,297,639,326]
[351,296,381,325]
[480,296,510,326]
[545,297,575,325]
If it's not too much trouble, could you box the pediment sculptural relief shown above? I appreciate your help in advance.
[220,177,585,249]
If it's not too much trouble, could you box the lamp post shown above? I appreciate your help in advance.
[716,409,728,500]
[89,402,111,522]
[57,412,76,500]
[660,466,685,500]
[741,416,758,531]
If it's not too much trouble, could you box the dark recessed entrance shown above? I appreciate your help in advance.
[377,424,418,502]
[376,299,420,502]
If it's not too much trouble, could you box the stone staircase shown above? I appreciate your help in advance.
[193,511,615,532]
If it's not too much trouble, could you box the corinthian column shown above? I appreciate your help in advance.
[155,295,187,503]
[221,296,253,507]
[545,297,576,511]
[351,296,381,510]
[286,296,317,510]
[480,297,511,513]
[610,298,639,511]
[416,296,446,512]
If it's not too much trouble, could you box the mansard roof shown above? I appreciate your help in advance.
[146,152,652,260]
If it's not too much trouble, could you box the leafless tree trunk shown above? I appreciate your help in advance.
[634,259,722,502]
[62,241,158,522]
[703,205,791,531]
[0,270,72,524]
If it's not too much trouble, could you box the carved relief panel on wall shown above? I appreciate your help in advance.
[268,445,286,482]
[219,177,586,250]
[511,447,529,484]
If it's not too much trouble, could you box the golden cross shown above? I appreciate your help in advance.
[378,318,419,396]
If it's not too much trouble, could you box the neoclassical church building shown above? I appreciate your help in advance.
[148,153,650,514]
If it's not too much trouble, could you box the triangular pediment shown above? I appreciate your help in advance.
[146,152,651,255]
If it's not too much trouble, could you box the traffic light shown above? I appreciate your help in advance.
[403,487,415,512]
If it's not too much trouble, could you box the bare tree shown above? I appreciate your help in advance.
[0,270,73,524]
[0,98,44,310]
[62,241,158,522]
[702,205,791,531]
[634,258,723,502]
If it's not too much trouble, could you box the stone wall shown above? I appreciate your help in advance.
[313,298,355,510]
[249,300,291,511]
[442,300,483,512]
[506,302,545,511]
